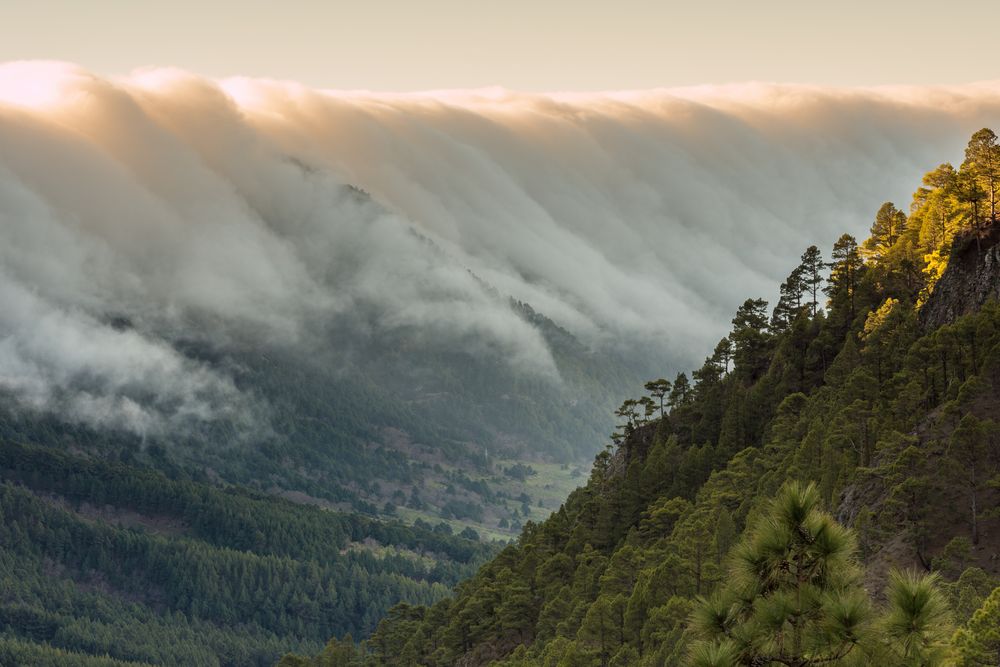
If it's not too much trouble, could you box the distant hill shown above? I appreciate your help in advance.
[0,440,494,666]
[0,270,639,531]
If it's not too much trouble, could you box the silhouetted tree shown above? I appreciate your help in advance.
[644,378,672,418]
[668,373,692,408]
[800,245,825,316]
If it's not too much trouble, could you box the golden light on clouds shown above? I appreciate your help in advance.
[0,61,76,108]
[3,62,1000,432]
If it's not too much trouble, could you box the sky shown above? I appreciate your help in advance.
[2,0,1000,91]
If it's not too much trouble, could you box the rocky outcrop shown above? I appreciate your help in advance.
[606,420,662,478]
[920,224,1000,331]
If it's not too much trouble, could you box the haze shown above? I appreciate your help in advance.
[2,1,1000,91]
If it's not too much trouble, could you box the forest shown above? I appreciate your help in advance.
[0,441,494,666]
[279,130,1000,666]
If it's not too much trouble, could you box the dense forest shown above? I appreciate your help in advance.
[0,442,494,666]
[281,130,1000,665]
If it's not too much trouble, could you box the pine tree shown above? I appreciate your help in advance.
[669,373,693,408]
[638,396,658,423]
[689,482,871,667]
[731,298,771,383]
[912,163,961,294]
[863,202,907,258]
[948,414,998,546]
[799,246,825,316]
[964,128,1000,224]
[957,167,987,251]
[615,399,641,434]
[645,379,673,418]
[577,593,627,666]
[826,234,864,323]
[712,338,733,375]
[498,569,536,643]
[953,585,1000,666]
[880,571,953,666]
[771,266,806,332]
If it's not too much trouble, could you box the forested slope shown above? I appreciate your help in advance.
[0,177,641,667]
[0,443,493,666]
[0,279,637,535]
[286,129,1000,666]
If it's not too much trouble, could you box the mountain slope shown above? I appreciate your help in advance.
[0,180,639,535]
[287,129,1000,666]
[0,442,493,666]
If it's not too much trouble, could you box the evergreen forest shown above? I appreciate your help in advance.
[279,130,1000,666]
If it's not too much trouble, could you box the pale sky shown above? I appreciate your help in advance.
[2,0,999,91]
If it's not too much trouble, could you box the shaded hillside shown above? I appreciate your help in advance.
[0,262,638,537]
[285,129,1000,666]
[0,442,493,666]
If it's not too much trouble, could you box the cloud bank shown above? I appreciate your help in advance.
[2,61,1000,434]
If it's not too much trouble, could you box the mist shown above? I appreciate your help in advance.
[3,61,1000,434]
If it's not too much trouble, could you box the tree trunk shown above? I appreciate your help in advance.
[972,485,979,546]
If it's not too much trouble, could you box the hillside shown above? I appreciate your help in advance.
[0,195,638,539]
[0,442,493,666]
[284,130,1000,666]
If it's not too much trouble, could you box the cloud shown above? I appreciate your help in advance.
[3,62,1000,434]
[223,78,1000,353]
[0,267,253,437]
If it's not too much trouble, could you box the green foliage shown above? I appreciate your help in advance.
[963,128,1000,227]
[304,128,1000,667]
[864,202,908,259]
[880,570,953,666]
[689,482,871,666]
[731,298,772,384]
[943,568,999,623]
[0,443,491,666]
[645,378,673,418]
[953,586,1000,666]
[0,637,155,667]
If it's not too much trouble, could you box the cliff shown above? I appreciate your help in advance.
[921,223,1000,330]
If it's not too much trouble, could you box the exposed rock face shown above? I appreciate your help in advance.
[606,420,661,478]
[920,224,1000,331]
